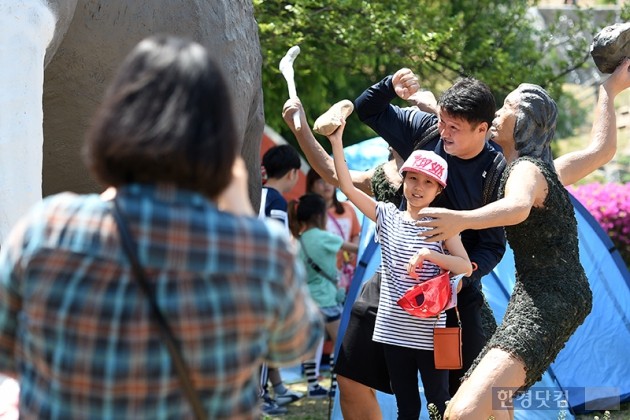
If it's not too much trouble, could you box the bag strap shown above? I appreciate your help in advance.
[110,198,207,420]
[413,123,440,151]
[433,306,461,329]
[327,210,345,237]
[299,236,338,286]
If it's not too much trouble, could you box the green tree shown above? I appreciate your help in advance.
[254,0,615,151]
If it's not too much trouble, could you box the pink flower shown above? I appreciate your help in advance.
[567,182,630,267]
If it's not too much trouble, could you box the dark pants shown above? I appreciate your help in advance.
[445,284,488,396]
[335,273,492,398]
[382,344,449,419]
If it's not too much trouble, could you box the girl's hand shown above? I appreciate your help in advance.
[407,248,430,279]
[326,118,347,146]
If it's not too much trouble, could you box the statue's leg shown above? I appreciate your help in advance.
[445,348,525,420]
[0,2,56,244]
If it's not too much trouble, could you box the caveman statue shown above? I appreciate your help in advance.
[0,0,264,244]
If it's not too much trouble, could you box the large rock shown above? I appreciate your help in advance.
[590,22,630,74]
[43,0,264,206]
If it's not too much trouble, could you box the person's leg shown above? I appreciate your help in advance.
[269,365,304,405]
[417,350,450,415]
[325,318,341,396]
[267,367,283,393]
[447,286,486,396]
[335,273,389,419]
[313,334,324,377]
[336,375,382,420]
[259,363,269,397]
[382,344,422,420]
[445,348,525,420]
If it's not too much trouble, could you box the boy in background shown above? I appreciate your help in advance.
[258,144,305,414]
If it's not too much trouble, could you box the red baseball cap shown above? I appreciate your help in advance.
[399,150,448,187]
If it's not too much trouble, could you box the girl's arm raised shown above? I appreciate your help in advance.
[282,98,375,195]
[326,120,377,222]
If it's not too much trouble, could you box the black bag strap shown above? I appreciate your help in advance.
[299,237,338,286]
[110,198,207,420]
[413,123,440,151]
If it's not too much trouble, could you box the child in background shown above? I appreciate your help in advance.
[306,169,360,292]
[288,193,357,399]
[258,145,304,413]
[260,145,301,228]
[326,117,473,418]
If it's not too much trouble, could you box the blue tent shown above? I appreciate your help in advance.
[331,195,630,419]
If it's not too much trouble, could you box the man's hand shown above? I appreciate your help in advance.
[416,207,465,242]
[392,68,420,100]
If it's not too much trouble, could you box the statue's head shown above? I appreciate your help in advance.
[83,34,237,199]
[512,83,557,168]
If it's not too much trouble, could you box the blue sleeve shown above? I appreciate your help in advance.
[355,75,437,160]
[462,226,506,289]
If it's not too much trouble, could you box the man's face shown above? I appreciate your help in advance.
[437,109,488,159]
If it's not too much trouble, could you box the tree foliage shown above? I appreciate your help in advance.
[254,0,616,151]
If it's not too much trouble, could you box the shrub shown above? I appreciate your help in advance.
[567,182,630,268]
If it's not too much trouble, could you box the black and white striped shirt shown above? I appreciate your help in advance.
[373,202,446,350]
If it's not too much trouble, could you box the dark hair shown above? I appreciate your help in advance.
[262,145,301,179]
[305,168,344,214]
[288,193,327,238]
[513,83,557,169]
[438,77,496,127]
[83,35,237,198]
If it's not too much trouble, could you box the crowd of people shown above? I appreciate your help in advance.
[0,28,629,420]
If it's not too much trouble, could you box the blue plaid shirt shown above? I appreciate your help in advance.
[0,183,322,419]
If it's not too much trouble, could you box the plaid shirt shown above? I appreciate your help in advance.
[0,184,322,419]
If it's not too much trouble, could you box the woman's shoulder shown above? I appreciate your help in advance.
[510,156,555,177]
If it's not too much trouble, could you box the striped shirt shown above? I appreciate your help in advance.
[373,202,446,350]
[0,183,322,419]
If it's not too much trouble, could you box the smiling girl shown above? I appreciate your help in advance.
[325,117,473,419]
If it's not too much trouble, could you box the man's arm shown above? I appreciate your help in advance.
[355,73,435,160]
[461,226,506,288]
